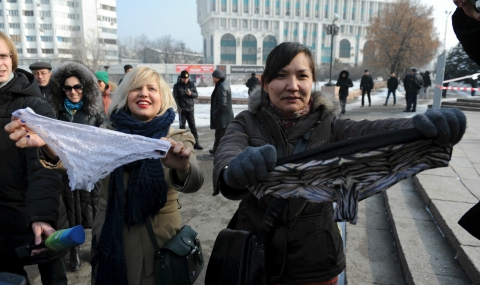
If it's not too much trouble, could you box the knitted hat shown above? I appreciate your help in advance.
[29,62,52,71]
[212,69,225,79]
[180,70,189,78]
[364,69,369,73]
[95,71,109,84]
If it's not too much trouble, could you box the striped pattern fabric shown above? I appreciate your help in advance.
[249,129,452,224]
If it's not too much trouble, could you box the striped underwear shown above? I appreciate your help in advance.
[249,128,452,224]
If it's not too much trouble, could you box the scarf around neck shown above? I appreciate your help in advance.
[269,98,312,135]
[64,98,84,116]
[92,108,175,285]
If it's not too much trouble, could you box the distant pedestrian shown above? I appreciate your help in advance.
[420,71,432,99]
[173,70,203,150]
[360,69,374,107]
[245,72,260,96]
[118,64,133,85]
[336,70,353,116]
[209,69,234,155]
[442,70,451,98]
[403,67,423,112]
[384,72,399,106]
[95,71,111,114]
[29,62,53,104]
[471,79,478,96]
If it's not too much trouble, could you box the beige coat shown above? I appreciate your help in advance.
[40,127,204,285]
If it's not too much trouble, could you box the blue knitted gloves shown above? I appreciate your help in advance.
[412,108,466,146]
[223,145,277,189]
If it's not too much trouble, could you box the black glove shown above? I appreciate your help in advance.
[412,108,466,146]
[223,145,277,189]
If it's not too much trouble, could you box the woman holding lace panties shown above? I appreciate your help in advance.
[6,66,204,285]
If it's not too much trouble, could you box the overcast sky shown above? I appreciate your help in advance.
[116,0,460,53]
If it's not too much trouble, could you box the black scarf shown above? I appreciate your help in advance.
[92,108,175,285]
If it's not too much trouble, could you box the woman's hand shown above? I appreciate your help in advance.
[4,117,46,148]
[160,137,191,181]
[454,0,480,20]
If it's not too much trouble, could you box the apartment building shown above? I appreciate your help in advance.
[0,0,118,67]
[197,0,391,66]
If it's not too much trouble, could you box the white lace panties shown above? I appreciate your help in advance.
[13,108,171,192]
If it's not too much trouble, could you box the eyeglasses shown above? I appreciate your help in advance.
[63,84,83,93]
[0,53,12,61]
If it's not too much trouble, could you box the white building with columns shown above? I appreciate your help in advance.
[197,0,391,67]
[0,0,118,67]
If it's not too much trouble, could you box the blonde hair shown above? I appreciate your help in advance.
[108,67,176,118]
[0,31,19,70]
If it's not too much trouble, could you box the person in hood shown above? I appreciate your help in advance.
[29,61,53,104]
[384,72,399,106]
[245,72,260,96]
[335,70,353,116]
[420,71,432,99]
[211,42,465,285]
[0,31,67,284]
[49,61,106,271]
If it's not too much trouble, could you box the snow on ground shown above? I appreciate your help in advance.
[174,80,383,128]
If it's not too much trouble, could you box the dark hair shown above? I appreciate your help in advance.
[124,64,133,72]
[261,42,316,107]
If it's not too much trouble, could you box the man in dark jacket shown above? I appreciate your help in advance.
[245,72,260,96]
[173,70,203,150]
[403,67,424,112]
[384,72,399,106]
[0,32,66,284]
[360,69,374,107]
[442,70,451,98]
[420,71,432,99]
[209,69,234,155]
[29,62,53,104]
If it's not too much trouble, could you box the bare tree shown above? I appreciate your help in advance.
[365,0,440,74]
[70,29,106,71]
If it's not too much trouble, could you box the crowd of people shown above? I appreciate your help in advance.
[0,0,479,284]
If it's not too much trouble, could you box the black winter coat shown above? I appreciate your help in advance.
[403,73,424,94]
[0,69,63,264]
[335,71,353,99]
[453,8,480,66]
[422,73,432,87]
[173,80,198,112]
[443,73,451,87]
[50,61,106,230]
[210,78,234,129]
[360,74,374,90]
[387,76,399,90]
[245,76,260,94]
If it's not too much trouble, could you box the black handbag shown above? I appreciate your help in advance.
[146,221,204,285]
[458,201,480,240]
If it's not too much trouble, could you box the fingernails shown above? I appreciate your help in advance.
[26,135,30,138]
[21,119,25,123]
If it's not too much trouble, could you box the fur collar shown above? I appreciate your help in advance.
[248,86,340,116]
[50,61,103,116]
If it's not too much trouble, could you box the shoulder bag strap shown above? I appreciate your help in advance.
[145,216,161,252]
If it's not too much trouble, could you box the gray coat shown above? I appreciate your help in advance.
[210,78,234,129]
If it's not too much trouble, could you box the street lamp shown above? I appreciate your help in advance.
[325,13,341,86]
[104,65,110,72]
[443,10,452,52]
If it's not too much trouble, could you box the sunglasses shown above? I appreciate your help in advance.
[63,84,83,93]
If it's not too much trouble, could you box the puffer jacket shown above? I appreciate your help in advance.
[0,69,64,265]
[212,89,414,283]
[49,61,106,229]
[173,80,198,112]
